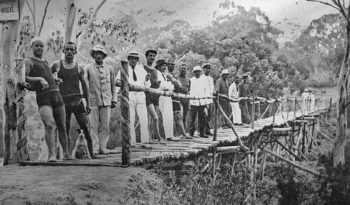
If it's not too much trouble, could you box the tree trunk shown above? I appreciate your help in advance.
[334,22,350,167]
[2,0,27,165]
[64,0,78,43]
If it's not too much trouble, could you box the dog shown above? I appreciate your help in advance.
[38,129,64,161]
[72,129,91,159]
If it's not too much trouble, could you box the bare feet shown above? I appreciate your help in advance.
[48,156,56,162]
[63,154,75,160]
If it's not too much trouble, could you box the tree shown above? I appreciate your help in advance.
[25,0,51,36]
[307,0,350,166]
[1,0,27,165]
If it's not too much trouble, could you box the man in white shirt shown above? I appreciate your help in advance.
[116,51,150,146]
[228,76,242,125]
[155,59,180,141]
[202,63,214,135]
[189,66,208,138]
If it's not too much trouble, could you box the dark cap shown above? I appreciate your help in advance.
[155,59,167,68]
[145,49,157,56]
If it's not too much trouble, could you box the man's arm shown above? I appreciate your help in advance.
[78,65,90,109]
[214,78,220,94]
[110,67,118,107]
[24,58,49,89]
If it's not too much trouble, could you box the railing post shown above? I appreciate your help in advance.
[213,91,219,141]
[272,100,276,124]
[251,95,255,129]
[120,60,130,166]
[293,98,297,119]
[329,98,332,111]
[286,98,289,121]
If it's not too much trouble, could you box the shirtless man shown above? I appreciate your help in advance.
[24,37,73,161]
[51,41,94,158]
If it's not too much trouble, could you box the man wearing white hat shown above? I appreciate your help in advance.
[189,66,208,138]
[116,51,151,146]
[85,45,117,154]
[214,69,231,128]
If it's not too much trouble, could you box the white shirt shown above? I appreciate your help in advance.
[202,75,214,104]
[115,64,150,93]
[228,82,238,100]
[189,76,207,106]
[159,71,174,91]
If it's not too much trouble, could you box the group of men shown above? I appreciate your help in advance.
[25,38,117,161]
[24,36,252,162]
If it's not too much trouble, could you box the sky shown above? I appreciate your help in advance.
[26,0,337,42]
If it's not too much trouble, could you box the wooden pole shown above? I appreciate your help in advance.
[215,99,248,150]
[286,98,289,121]
[262,148,320,176]
[120,60,130,166]
[2,0,26,165]
[272,101,276,124]
[213,91,219,141]
[293,98,297,119]
[251,95,255,129]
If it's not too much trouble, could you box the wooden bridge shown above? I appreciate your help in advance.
[19,96,333,169]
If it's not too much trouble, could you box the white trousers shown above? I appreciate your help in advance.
[129,92,149,145]
[159,96,174,138]
[90,106,110,153]
[230,102,242,124]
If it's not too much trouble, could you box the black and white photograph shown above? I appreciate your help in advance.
[0,0,348,204]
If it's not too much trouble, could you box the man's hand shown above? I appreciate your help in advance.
[111,101,117,108]
[145,73,150,81]
[55,78,63,85]
[86,105,91,114]
[40,78,49,90]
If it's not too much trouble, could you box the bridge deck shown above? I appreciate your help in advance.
[19,109,329,167]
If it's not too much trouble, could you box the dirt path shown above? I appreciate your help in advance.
[0,165,163,205]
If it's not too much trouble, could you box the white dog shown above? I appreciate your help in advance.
[38,130,63,161]
[72,129,91,159]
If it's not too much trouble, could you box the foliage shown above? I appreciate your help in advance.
[317,153,350,205]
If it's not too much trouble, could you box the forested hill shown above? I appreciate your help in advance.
[137,6,341,96]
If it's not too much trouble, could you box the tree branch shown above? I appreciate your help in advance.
[77,0,108,50]
[25,0,33,15]
[38,0,51,36]
[335,0,350,23]
[306,0,341,11]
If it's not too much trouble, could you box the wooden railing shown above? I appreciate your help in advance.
[116,70,333,166]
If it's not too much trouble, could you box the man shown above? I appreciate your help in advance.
[116,51,150,146]
[167,60,175,75]
[228,76,242,125]
[176,63,190,130]
[189,66,208,138]
[214,69,231,128]
[51,41,94,158]
[24,37,73,161]
[85,45,117,154]
[143,49,162,142]
[155,59,180,141]
[167,60,191,139]
[238,73,251,124]
[202,63,214,135]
